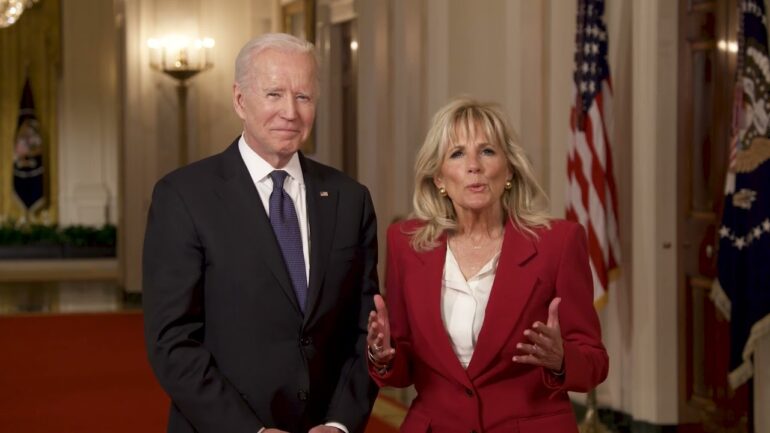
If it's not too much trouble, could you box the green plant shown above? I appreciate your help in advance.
[60,225,117,247]
[0,222,116,247]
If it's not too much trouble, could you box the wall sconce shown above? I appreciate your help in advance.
[147,35,215,166]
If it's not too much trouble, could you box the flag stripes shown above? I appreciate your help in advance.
[566,47,621,308]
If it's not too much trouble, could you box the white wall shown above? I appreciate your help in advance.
[58,0,119,226]
[428,0,546,178]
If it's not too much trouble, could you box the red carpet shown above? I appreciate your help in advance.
[0,312,168,432]
[0,312,397,433]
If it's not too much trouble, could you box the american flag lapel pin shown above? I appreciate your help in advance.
[320,191,329,197]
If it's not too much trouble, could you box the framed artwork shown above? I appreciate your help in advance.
[282,0,316,154]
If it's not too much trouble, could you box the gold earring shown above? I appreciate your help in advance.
[439,187,447,196]
[505,180,512,191]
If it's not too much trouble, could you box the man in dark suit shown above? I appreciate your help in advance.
[143,33,379,433]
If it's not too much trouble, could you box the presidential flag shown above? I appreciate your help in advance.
[712,0,770,389]
[13,77,46,212]
[566,0,621,309]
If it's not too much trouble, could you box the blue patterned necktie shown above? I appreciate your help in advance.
[269,170,307,313]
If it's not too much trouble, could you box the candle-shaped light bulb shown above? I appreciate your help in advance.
[178,47,189,68]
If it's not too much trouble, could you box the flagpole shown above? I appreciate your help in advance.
[176,81,189,166]
[578,389,611,433]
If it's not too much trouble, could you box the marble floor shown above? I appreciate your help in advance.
[0,281,139,315]
[0,258,133,314]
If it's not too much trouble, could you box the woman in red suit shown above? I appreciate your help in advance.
[367,98,608,433]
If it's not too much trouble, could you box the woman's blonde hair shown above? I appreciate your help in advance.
[410,97,551,251]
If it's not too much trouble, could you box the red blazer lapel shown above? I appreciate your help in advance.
[467,219,539,378]
[412,233,473,388]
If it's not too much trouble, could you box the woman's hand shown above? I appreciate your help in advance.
[513,297,565,373]
[367,294,396,365]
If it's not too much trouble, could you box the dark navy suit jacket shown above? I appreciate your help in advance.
[144,140,379,433]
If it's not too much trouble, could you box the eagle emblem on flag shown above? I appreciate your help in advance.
[13,77,46,212]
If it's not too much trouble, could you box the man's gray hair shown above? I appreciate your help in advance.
[234,33,319,90]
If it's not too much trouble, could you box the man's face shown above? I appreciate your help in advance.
[233,48,317,167]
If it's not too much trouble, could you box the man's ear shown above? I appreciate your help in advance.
[232,83,246,120]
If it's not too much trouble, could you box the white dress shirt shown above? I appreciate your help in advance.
[442,247,500,369]
[239,136,348,433]
[238,136,310,283]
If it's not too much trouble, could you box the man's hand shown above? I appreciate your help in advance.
[308,426,343,433]
[263,429,290,433]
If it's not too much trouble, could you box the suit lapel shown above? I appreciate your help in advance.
[214,142,301,314]
[413,235,474,388]
[300,155,337,325]
[466,219,538,378]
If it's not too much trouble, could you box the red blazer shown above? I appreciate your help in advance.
[371,219,608,433]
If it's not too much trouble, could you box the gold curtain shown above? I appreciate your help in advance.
[0,0,61,224]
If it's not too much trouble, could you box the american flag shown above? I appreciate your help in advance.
[565,0,621,309]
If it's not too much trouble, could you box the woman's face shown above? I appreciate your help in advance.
[434,123,511,218]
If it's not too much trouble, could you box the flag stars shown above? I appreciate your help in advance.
[735,237,747,249]
[723,220,770,251]
[573,1,609,86]
[720,226,730,238]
